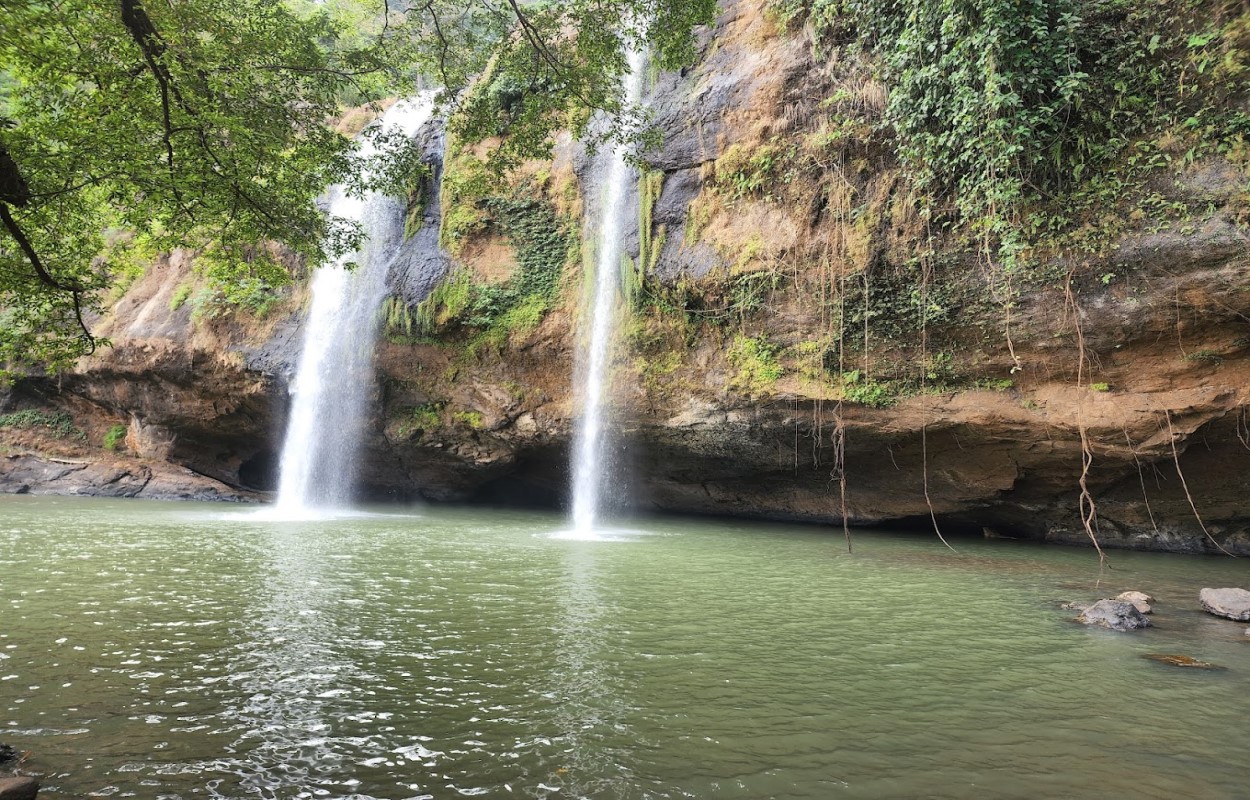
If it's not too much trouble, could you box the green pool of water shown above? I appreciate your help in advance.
[1,496,1246,798]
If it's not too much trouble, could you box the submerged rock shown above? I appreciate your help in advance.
[0,744,14,764]
[1198,587,1250,621]
[1077,599,1153,631]
[0,777,38,800]
[1115,590,1154,614]
[1142,653,1224,670]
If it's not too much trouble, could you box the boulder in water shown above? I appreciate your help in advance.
[0,744,15,765]
[0,777,39,800]
[1115,590,1154,614]
[1198,587,1250,621]
[1076,599,1152,631]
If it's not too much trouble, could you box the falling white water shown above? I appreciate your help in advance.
[274,94,436,513]
[569,49,648,535]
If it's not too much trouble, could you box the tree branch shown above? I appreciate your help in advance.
[503,0,564,75]
[120,0,186,205]
[499,0,620,118]
[0,201,97,352]
[120,0,281,233]
[422,0,454,89]
[0,143,31,208]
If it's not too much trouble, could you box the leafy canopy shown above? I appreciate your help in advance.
[0,0,715,372]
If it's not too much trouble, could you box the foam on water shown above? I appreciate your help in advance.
[547,526,649,543]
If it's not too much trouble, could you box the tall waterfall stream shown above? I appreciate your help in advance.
[274,95,435,514]
[569,49,648,535]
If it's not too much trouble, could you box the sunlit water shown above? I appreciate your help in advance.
[1,496,1247,799]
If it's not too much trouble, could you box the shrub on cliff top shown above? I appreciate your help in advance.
[775,0,1250,262]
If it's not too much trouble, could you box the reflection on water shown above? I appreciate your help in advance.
[546,545,632,798]
[208,525,358,798]
[0,497,1247,799]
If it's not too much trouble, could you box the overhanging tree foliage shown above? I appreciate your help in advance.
[0,0,715,372]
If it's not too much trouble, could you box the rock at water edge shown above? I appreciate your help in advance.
[1198,587,1250,621]
[1115,590,1154,614]
[0,776,39,800]
[1077,599,1153,631]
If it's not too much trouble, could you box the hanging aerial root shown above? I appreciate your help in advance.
[1077,425,1109,570]
[1122,425,1159,533]
[830,402,852,554]
[1063,267,1107,569]
[1163,410,1236,557]
[1236,406,1250,451]
[920,218,955,553]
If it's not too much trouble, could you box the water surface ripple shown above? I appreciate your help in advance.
[1,497,1246,798]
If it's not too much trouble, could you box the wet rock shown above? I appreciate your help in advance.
[0,454,256,502]
[513,413,538,434]
[1142,654,1224,670]
[653,168,703,227]
[126,418,176,460]
[1199,587,1250,621]
[0,743,15,764]
[1115,590,1154,614]
[0,777,39,800]
[387,115,451,306]
[1076,599,1153,631]
[1170,160,1247,202]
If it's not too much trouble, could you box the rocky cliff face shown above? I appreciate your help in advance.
[4,1,1250,555]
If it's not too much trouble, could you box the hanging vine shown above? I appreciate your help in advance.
[919,216,957,552]
[1062,267,1109,569]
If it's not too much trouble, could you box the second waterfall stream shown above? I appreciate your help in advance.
[274,93,436,515]
[569,49,648,535]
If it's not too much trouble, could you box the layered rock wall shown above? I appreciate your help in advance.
[4,1,1249,554]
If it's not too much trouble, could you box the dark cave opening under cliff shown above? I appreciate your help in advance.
[468,469,565,510]
[238,449,279,492]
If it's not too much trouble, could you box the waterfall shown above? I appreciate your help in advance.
[274,94,436,513]
[569,49,648,534]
